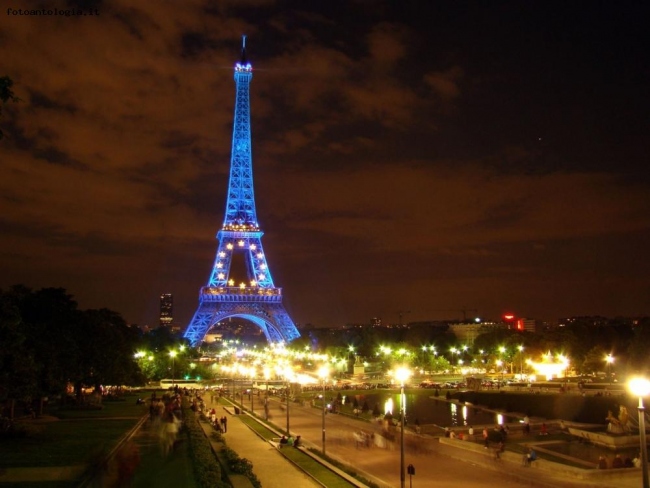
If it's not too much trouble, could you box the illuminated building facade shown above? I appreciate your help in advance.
[183,37,300,346]
[159,293,173,328]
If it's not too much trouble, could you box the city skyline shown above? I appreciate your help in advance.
[1,2,649,329]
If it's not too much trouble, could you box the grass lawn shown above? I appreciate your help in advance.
[0,418,138,468]
[238,415,276,440]
[279,446,358,488]
[50,392,154,419]
[0,392,160,469]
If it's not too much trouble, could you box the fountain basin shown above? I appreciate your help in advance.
[568,427,641,449]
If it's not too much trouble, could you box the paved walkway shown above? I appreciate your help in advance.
[203,395,322,488]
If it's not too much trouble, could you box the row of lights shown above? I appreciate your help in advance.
[215,240,267,284]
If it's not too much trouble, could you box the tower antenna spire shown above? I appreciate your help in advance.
[240,34,248,64]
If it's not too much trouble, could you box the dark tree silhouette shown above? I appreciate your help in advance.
[0,76,19,140]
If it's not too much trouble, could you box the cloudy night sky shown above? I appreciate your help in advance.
[1,0,649,329]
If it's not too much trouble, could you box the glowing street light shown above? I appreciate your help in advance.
[395,366,411,488]
[318,365,330,455]
[450,347,458,372]
[518,345,524,379]
[496,359,504,387]
[629,377,650,488]
[605,354,615,384]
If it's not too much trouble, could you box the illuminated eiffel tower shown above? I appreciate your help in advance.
[183,37,300,346]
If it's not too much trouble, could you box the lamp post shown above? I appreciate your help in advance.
[496,359,503,388]
[605,354,614,384]
[395,366,411,488]
[249,367,256,415]
[169,350,177,387]
[629,377,650,488]
[318,365,330,455]
[286,379,290,435]
[518,345,524,380]
[282,366,293,436]
[263,367,270,420]
[450,347,458,373]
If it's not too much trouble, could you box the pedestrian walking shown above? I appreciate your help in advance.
[493,441,504,460]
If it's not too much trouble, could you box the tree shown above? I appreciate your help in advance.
[1,286,145,408]
[70,308,142,399]
[628,319,650,370]
[0,290,38,410]
[0,76,19,140]
[21,287,80,398]
[581,346,608,375]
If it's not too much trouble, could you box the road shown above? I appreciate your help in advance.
[258,395,594,488]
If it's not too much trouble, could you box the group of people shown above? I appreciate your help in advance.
[598,453,640,469]
[207,408,228,433]
[146,390,185,456]
[279,434,301,448]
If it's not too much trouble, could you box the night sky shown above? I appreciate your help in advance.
[2,1,649,329]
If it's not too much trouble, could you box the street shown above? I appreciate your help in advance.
[259,395,571,488]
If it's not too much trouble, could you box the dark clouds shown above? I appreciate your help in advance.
[1,1,649,328]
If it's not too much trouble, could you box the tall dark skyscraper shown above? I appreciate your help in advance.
[160,293,173,328]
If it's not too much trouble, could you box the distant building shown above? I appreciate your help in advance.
[519,318,540,333]
[558,316,609,327]
[159,293,173,328]
[449,321,504,344]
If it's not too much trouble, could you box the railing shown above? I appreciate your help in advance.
[200,286,283,302]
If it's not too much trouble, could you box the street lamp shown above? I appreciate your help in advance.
[450,347,458,373]
[395,366,411,488]
[518,345,524,380]
[496,359,504,388]
[605,354,615,384]
[263,366,271,420]
[318,365,330,455]
[629,377,650,488]
[169,350,177,387]
[249,367,256,415]
[282,366,293,436]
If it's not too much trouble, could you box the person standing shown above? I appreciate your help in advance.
[598,456,608,469]
[612,454,624,468]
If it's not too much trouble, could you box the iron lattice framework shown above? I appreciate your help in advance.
[184,38,300,346]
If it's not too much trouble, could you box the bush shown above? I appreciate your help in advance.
[182,402,229,488]
[223,447,261,488]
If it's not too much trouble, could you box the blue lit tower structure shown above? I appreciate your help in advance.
[183,37,300,346]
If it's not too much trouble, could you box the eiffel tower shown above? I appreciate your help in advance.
[183,37,300,346]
